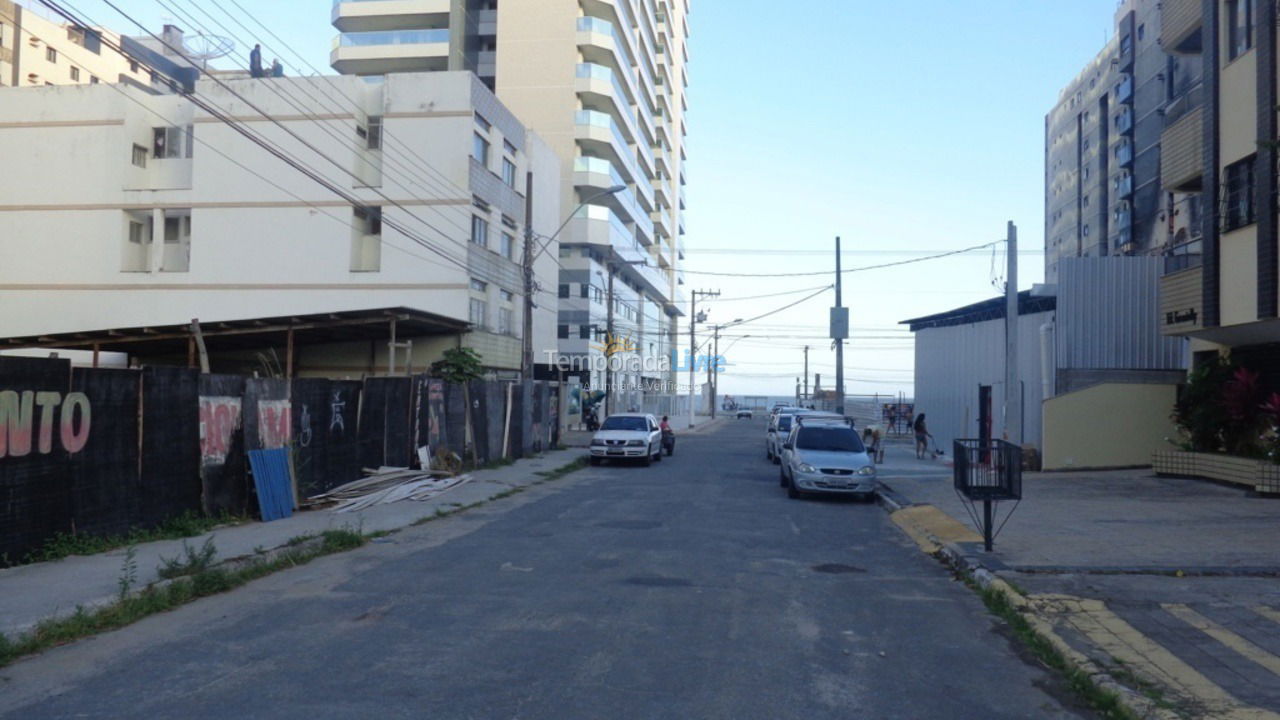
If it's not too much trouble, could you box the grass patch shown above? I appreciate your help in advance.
[157,537,218,580]
[535,456,589,481]
[14,511,248,567]
[0,530,369,669]
[974,583,1140,720]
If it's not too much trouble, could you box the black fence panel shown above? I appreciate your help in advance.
[486,381,507,461]
[69,368,141,538]
[359,377,413,469]
[511,381,530,459]
[243,378,291,452]
[139,367,201,529]
[546,382,560,449]
[0,357,75,562]
[444,381,466,456]
[292,378,362,498]
[199,374,247,516]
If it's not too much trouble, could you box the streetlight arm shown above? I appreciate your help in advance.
[530,185,626,264]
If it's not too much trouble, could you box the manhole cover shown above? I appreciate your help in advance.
[625,576,692,587]
[811,563,866,574]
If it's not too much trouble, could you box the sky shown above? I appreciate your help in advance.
[52,0,1123,399]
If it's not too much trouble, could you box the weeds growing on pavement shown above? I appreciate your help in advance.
[116,546,138,600]
[974,584,1140,720]
[13,511,248,567]
[157,537,219,580]
[0,530,370,669]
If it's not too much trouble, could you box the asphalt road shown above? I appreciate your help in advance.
[0,419,1091,719]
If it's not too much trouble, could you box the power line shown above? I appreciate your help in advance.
[680,241,1003,278]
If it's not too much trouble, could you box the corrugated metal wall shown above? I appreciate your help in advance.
[914,310,1052,452]
[1056,257,1186,370]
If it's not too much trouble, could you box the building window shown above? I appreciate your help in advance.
[471,215,489,247]
[498,308,513,335]
[153,126,193,159]
[46,47,56,63]
[559,284,570,298]
[500,289,514,303]
[367,116,382,150]
[502,158,517,188]
[1223,156,1256,231]
[1227,0,1253,60]
[501,232,515,260]
[122,214,152,272]
[470,298,488,329]
[1082,195,1089,208]
[69,66,79,81]
[130,60,139,73]
[161,213,191,273]
[351,206,382,271]
[1083,224,1091,238]
[579,324,592,340]
[90,76,99,84]
[557,324,569,339]
[473,132,490,166]
[580,283,590,299]
[475,113,491,132]
[131,144,148,168]
[470,278,488,292]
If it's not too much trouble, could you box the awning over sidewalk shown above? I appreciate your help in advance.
[0,306,470,358]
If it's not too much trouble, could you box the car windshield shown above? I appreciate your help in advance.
[796,427,865,453]
[601,416,648,432]
[776,416,794,432]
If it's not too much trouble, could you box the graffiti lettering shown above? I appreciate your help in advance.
[0,390,91,459]
[329,390,345,433]
[199,397,242,465]
[258,400,292,449]
[299,405,313,448]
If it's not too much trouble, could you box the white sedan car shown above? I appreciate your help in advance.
[589,413,664,466]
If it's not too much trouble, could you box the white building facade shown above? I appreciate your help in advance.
[329,0,691,410]
[0,72,562,377]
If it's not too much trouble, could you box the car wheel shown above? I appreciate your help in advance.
[779,467,788,487]
[654,444,663,462]
[642,451,652,467]
[787,479,801,499]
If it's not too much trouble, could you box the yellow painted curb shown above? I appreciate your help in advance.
[889,504,982,554]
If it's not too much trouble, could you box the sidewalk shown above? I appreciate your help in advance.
[875,448,1280,718]
[562,414,727,448]
[0,449,585,638]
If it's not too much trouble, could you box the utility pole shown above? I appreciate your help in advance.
[521,171,535,380]
[833,236,847,416]
[604,264,616,418]
[688,289,718,428]
[1004,221,1021,445]
[803,345,809,402]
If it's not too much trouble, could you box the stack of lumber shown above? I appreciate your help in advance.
[306,467,473,513]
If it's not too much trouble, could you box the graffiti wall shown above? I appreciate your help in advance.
[0,356,562,562]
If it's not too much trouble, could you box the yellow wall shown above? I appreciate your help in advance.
[1219,48,1258,165]
[1043,383,1180,470]
[1220,226,1259,325]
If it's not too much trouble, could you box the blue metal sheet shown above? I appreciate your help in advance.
[248,448,294,522]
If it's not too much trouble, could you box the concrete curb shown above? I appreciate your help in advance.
[2,452,590,639]
[874,485,1181,720]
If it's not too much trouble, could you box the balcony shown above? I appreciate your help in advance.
[1115,174,1133,200]
[1160,0,1204,55]
[1115,74,1133,104]
[576,63,640,141]
[1114,142,1133,169]
[331,0,451,33]
[1160,258,1203,336]
[1161,91,1204,192]
[331,29,449,75]
[573,156,655,244]
[576,109,639,182]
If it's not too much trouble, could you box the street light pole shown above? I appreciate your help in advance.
[709,320,742,419]
[687,289,717,428]
[522,184,625,381]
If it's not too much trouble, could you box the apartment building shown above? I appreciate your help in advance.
[0,0,154,88]
[330,0,690,409]
[1045,0,1173,282]
[1158,0,1280,383]
[0,72,562,377]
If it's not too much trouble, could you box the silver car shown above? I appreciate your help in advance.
[778,417,877,499]
[589,413,664,466]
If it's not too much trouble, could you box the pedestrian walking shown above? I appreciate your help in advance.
[913,413,931,459]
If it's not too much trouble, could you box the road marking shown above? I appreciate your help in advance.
[1164,604,1280,678]
[1033,595,1280,720]
[1254,606,1280,626]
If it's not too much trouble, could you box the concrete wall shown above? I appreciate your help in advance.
[1042,382,1179,470]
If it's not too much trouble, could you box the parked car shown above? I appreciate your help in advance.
[766,410,837,463]
[589,413,664,466]
[736,409,753,419]
[778,416,877,500]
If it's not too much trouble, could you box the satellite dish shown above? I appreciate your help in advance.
[183,32,234,68]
